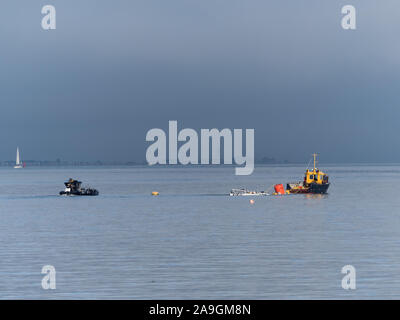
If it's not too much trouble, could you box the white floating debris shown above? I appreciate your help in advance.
[229,188,268,196]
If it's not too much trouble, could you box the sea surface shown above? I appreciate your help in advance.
[1,164,400,299]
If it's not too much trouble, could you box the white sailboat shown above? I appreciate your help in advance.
[14,147,23,169]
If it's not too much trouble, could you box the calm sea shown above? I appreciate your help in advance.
[1,164,400,299]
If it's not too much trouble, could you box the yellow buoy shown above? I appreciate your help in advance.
[151,191,159,196]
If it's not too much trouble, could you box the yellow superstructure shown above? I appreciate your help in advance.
[304,154,328,185]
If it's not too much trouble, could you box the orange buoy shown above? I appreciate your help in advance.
[274,184,285,195]
[249,199,255,204]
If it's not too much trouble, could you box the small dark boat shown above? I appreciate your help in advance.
[59,178,99,196]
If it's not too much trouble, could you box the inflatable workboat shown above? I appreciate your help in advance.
[59,178,99,196]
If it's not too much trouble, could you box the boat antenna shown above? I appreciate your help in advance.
[305,156,312,171]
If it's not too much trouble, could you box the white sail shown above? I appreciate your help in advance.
[14,147,23,168]
[16,147,20,165]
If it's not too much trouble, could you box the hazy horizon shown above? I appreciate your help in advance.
[1,1,399,163]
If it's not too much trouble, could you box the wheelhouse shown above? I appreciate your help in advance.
[305,169,329,185]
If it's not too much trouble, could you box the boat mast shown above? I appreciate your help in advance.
[312,153,318,170]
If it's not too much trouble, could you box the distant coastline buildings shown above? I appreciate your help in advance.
[0,156,290,167]
[0,159,148,167]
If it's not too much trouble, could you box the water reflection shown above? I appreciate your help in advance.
[304,193,329,200]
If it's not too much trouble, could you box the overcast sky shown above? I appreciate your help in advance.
[0,1,399,163]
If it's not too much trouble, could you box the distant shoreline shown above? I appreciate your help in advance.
[1,162,400,168]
